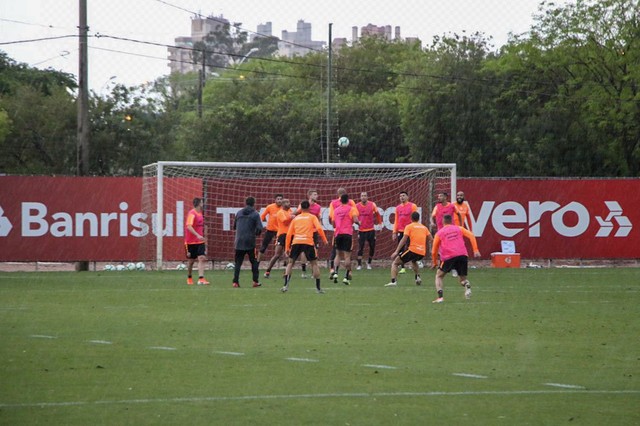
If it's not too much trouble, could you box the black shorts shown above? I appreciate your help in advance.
[289,244,318,261]
[334,234,353,252]
[358,230,376,247]
[276,233,287,246]
[399,250,423,264]
[439,255,468,275]
[260,230,278,253]
[185,243,206,259]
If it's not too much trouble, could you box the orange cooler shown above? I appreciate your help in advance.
[491,252,521,268]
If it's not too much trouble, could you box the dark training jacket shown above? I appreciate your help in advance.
[234,206,263,250]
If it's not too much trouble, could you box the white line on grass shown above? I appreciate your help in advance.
[87,340,112,345]
[148,346,177,351]
[544,383,585,389]
[285,357,319,362]
[215,351,245,356]
[452,373,488,379]
[362,364,397,370]
[30,335,57,339]
[2,389,637,409]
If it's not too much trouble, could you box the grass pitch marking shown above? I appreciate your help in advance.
[2,389,638,409]
[30,335,57,339]
[87,340,112,345]
[215,351,245,356]
[285,357,319,362]
[148,346,177,351]
[543,382,585,389]
[452,373,488,379]
[362,364,397,370]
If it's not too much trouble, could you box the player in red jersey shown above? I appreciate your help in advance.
[328,187,357,281]
[392,191,418,274]
[184,197,209,285]
[331,193,360,285]
[431,214,481,303]
[355,191,382,270]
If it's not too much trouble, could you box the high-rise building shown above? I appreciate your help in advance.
[278,20,325,57]
[168,15,229,74]
[251,22,273,42]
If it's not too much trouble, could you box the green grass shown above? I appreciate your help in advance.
[0,267,639,425]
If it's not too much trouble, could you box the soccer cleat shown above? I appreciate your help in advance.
[264,271,270,278]
[316,288,325,294]
[366,264,372,270]
[301,272,308,279]
[252,282,262,288]
[232,282,240,288]
[415,276,422,286]
[432,297,444,303]
[280,286,288,293]
[398,268,406,274]
[197,279,210,285]
[342,278,350,286]
[329,272,338,280]
[465,287,472,299]
[187,277,194,285]
[356,265,362,271]
[384,282,397,287]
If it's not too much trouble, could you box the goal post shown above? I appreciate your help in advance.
[141,162,456,270]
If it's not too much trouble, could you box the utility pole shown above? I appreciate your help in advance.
[76,0,90,272]
[326,23,333,163]
[77,0,89,176]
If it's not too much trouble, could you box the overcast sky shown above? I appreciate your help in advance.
[0,0,564,92]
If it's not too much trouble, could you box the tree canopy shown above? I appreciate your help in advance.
[0,0,637,177]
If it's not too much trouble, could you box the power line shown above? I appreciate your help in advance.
[0,35,79,46]
[0,17,69,30]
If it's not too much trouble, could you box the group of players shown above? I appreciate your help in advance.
[183,189,481,302]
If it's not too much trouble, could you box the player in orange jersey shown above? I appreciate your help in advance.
[263,199,294,279]
[386,211,431,287]
[282,200,328,293]
[258,194,283,263]
[453,191,474,231]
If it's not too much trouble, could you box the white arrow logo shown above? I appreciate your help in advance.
[0,206,13,237]
[595,201,632,237]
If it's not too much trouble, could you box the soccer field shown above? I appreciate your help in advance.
[1,267,638,425]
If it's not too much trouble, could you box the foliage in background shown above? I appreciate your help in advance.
[0,0,637,177]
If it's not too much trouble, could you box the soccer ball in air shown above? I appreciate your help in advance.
[225,262,235,270]
[176,263,187,271]
[337,136,350,148]
[135,262,146,271]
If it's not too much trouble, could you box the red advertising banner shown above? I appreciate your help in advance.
[0,176,200,262]
[0,176,638,261]
[458,178,640,258]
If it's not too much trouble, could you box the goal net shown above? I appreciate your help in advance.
[141,162,456,270]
